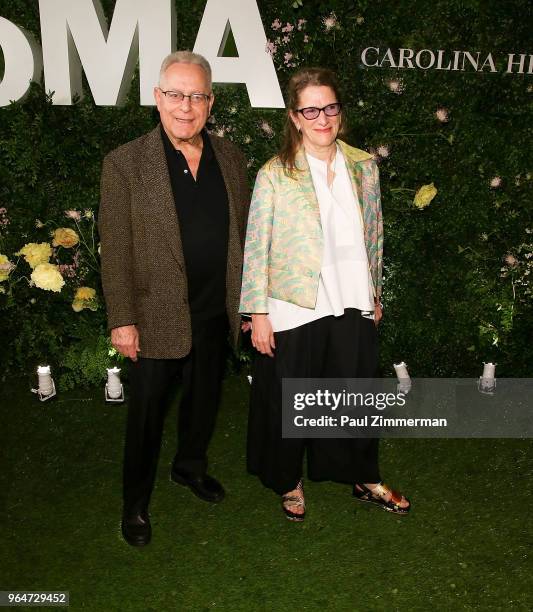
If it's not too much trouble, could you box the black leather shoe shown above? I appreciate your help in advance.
[170,470,225,503]
[121,511,151,546]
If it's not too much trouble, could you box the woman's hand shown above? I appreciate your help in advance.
[251,314,276,357]
[374,302,383,326]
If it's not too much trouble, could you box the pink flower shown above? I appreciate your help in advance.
[490,176,502,188]
[323,12,338,31]
[297,19,307,30]
[282,35,290,44]
[58,264,77,278]
[435,108,450,122]
[281,23,294,33]
[265,40,277,56]
[64,209,82,221]
[284,52,294,66]
[303,34,310,43]
[271,19,282,30]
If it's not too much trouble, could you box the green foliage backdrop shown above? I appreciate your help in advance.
[0,0,531,386]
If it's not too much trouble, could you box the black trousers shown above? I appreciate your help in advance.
[248,309,381,495]
[122,314,228,515]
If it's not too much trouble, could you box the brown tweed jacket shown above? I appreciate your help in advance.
[98,125,250,359]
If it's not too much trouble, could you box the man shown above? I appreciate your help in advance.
[99,51,249,546]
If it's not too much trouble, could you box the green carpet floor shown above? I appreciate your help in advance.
[1,375,532,611]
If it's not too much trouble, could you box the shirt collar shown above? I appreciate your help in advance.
[159,124,213,160]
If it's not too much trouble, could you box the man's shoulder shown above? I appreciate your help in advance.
[103,127,160,166]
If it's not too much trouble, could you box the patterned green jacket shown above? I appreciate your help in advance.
[239,140,383,313]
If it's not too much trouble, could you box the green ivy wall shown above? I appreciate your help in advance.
[0,0,531,386]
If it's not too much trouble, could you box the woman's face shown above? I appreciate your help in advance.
[290,85,341,153]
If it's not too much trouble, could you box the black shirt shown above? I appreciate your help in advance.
[161,125,229,322]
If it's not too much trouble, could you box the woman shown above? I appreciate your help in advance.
[239,67,410,520]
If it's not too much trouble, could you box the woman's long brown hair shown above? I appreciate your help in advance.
[278,67,346,175]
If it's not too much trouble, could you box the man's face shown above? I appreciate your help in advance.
[154,63,214,145]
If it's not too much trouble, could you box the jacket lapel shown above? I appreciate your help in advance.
[338,140,374,257]
[294,147,322,221]
[140,126,186,270]
[211,136,241,251]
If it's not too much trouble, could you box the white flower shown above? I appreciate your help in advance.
[35,219,44,229]
[323,12,338,31]
[377,145,390,158]
[435,108,450,122]
[504,254,518,267]
[490,176,502,188]
[271,19,282,30]
[387,78,404,94]
[303,34,310,43]
[297,18,307,30]
[260,121,274,138]
[243,135,252,144]
[357,99,364,107]
[356,16,365,24]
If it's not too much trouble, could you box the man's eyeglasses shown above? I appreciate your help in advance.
[159,90,211,105]
[296,103,342,120]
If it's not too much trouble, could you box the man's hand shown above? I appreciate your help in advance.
[111,324,140,361]
[251,314,275,357]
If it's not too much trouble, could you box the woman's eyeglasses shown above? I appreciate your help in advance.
[296,103,342,120]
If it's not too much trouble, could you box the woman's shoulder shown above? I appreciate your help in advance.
[337,140,375,164]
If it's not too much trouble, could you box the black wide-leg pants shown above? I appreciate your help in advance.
[247,308,381,495]
[122,314,228,515]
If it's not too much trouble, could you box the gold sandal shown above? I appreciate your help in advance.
[281,480,306,522]
[353,482,410,515]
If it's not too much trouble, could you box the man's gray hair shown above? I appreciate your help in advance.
[159,51,212,90]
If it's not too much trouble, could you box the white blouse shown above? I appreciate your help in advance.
[267,146,375,332]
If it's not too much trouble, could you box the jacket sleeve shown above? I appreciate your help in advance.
[238,165,275,313]
[98,153,137,330]
[373,161,383,299]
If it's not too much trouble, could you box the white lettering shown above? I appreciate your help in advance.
[436,49,451,70]
[193,0,284,108]
[462,51,480,71]
[416,49,436,70]
[398,48,415,69]
[361,47,379,67]
[0,17,42,107]
[506,53,526,74]
[379,48,397,68]
[480,53,496,72]
[38,0,174,106]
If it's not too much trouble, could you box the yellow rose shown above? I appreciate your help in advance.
[0,254,13,282]
[52,227,79,248]
[16,242,52,268]
[72,286,97,311]
[413,183,437,209]
[31,263,65,292]
[74,286,96,301]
